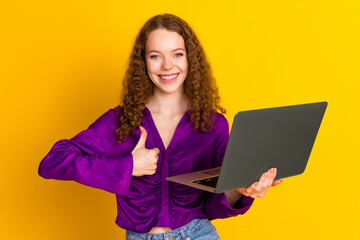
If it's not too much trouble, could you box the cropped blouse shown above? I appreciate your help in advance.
[38,105,254,233]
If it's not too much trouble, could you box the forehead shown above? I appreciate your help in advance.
[146,29,185,52]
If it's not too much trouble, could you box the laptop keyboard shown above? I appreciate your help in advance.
[192,176,219,188]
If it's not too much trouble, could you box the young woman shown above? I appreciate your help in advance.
[39,14,282,240]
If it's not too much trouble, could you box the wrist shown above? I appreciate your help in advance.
[231,188,245,197]
[225,189,243,207]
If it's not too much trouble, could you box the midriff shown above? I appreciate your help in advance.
[148,226,173,234]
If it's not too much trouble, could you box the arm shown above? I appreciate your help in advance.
[224,190,243,207]
[203,114,254,220]
[38,107,133,195]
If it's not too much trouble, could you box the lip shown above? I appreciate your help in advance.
[158,73,179,83]
[158,73,179,77]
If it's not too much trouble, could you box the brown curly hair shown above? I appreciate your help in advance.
[116,13,226,143]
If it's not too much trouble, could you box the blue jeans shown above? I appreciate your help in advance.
[125,218,220,240]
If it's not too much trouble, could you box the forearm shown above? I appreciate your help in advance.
[224,190,243,207]
[38,139,133,195]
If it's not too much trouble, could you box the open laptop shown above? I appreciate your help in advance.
[166,101,327,193]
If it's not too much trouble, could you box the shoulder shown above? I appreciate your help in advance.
[212,112,229,133]
[96,105,121,121]
[88,105,122,130]
[211,112,230,152]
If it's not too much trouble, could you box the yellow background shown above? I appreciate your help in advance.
[1,0,359,239]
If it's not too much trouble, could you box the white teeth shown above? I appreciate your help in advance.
[159,73,178,80]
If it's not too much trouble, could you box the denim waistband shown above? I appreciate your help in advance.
[126,218,210,240]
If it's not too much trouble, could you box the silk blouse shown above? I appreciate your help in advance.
[38,105,254,233]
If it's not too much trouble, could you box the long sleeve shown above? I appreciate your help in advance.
[203,114,254,220]
[38,107,133,195]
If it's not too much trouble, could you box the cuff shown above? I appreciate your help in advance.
[233,195,255,211]
[220,193,254,215]
[113,152,133,195]
[205,192,254,220]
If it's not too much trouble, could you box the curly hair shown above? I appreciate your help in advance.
[116,13,226,143]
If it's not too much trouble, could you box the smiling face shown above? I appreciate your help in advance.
[145,28,188,95]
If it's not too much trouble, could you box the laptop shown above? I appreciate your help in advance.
[166,101,327,193]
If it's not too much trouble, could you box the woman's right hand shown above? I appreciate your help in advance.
[131,126,160,176]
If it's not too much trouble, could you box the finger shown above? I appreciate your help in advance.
[152,148,160,155]
[147,169,157,175]
[267,167,275,176]
[255,176,265,192]
[247,184,258,196]
[234,187,246,195]
[134,126,147,150]
[270,168,282,186]
[259,172,267,183]
[270,168,278,186]
[245,182,256,194]
[262,172,272,189]
[259,171,268,186]
[247,182,257,193]
[258,193,265,198]
[272,179,282,186]
[250,192,258,198]
[257,190,266,198]
[268,168,277,185]
[148,164,157,174]
[266,171,275,189]
[258,188,269,198]
[245,182,256,193]
[273,168,277,178]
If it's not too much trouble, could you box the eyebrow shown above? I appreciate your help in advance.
[147,48,186,55]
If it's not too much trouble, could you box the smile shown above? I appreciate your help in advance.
[158,73,179,80]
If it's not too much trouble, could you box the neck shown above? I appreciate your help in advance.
[146,87,188,116]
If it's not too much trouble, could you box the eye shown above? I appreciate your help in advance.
[150,55,159,59]
[174,53,184,57]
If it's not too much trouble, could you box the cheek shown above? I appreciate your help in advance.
[146,61,160,75]
[183,64,189,77]
[178,59,188,74]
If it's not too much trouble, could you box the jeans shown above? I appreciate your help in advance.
[125,218,220,240]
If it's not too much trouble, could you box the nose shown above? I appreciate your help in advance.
[161,57,173,71]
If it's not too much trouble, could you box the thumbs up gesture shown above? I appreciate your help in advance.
[131,126,160,177]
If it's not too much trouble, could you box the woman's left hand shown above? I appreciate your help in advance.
[233,168,282,198]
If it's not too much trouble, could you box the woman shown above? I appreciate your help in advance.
[39,14,282,239]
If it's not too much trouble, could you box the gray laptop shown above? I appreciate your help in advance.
[166,101,327,193]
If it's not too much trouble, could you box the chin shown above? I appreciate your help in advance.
[159,88,181,94]
[156,84,183,94]
[152,79,184,94]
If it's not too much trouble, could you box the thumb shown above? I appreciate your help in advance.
[272,179,283,186]
[134,126,147,150]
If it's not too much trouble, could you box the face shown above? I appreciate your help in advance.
[145,28,188,95]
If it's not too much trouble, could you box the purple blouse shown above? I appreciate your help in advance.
[38,105,254,233]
